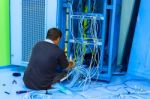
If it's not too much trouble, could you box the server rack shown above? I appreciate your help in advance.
[57,0,121,81]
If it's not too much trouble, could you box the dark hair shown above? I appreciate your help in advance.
[46,28,62,40]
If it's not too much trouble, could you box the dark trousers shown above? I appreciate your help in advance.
[52,72,67,84]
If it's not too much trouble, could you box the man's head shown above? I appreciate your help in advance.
[46,28,62,45]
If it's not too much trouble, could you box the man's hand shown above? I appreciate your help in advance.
[69,60,75,68]
[66,60,75,71]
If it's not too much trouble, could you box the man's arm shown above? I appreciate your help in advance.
[58,52,75,70]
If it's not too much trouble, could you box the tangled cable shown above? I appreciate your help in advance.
[65,0,103,92]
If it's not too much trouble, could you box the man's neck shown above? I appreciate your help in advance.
[45,39,54,44]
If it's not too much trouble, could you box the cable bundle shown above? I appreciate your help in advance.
[65,0,103,91]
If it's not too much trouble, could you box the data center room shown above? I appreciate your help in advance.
[0,0,150,99]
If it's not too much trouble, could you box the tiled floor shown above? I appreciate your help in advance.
[0,66,150,99]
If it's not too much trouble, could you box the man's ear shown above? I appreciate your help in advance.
[57,37,61,41]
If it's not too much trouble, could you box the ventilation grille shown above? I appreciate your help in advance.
[22,0,46,62]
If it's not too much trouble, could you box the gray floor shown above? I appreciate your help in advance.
[0,66,150,99]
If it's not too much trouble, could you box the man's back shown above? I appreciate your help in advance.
[23,41,68,90]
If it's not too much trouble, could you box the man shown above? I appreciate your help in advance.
[23,28,74,90]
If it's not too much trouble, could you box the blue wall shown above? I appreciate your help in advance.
[128,0,150,79]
